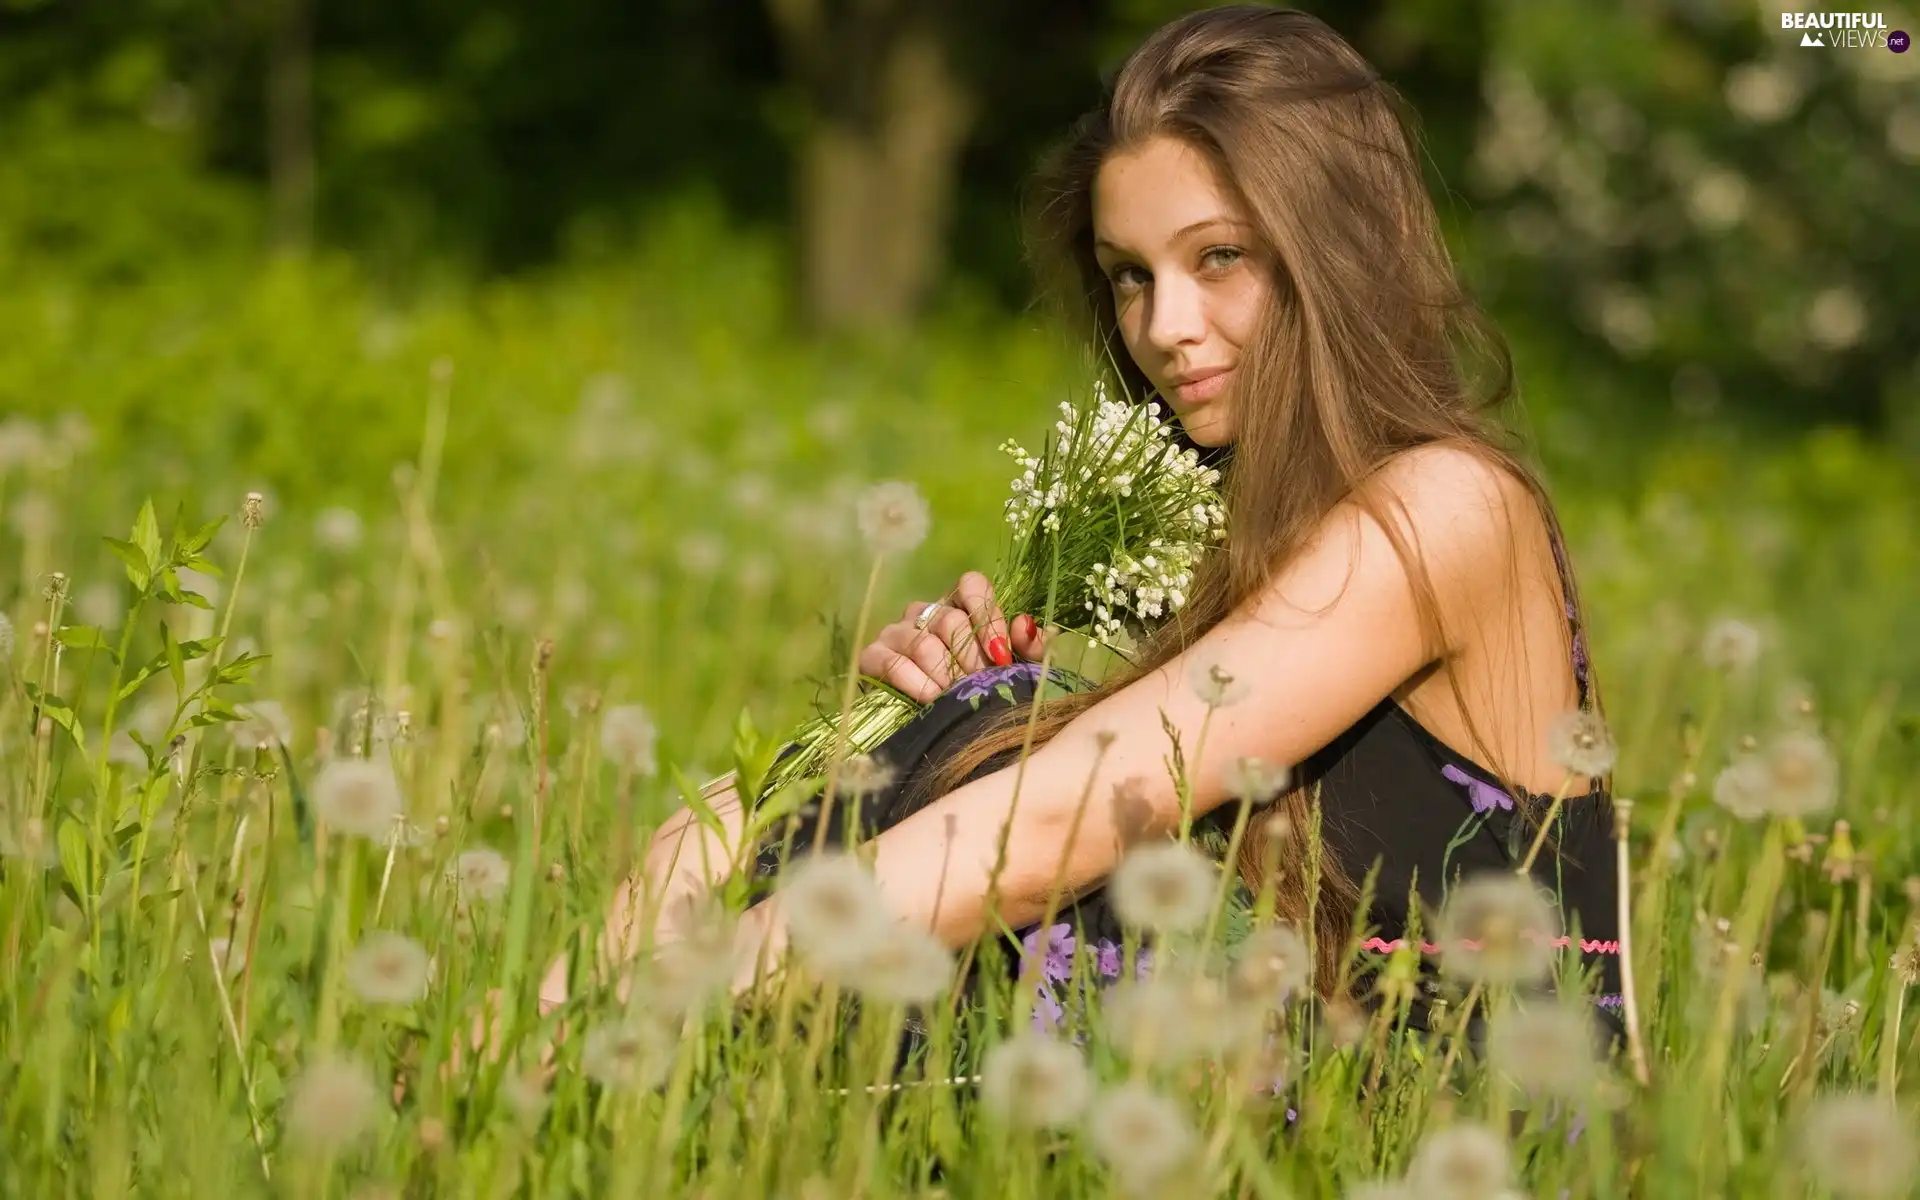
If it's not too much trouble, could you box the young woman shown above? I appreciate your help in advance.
[543,4,1621,1035]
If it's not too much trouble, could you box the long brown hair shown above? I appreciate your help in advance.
[928,5,1608,993]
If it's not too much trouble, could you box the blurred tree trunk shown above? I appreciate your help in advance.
[768,0,974,334]
[266,0,314,254]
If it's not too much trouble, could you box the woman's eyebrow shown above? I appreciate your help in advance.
[1094,217,1250,254]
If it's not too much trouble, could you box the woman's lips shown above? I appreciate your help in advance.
[1171,367,1233,406]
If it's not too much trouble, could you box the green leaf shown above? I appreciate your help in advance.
[214,652,270,687]
[162,622,186,696]
[54,625,117,662]
[56,818,91,901]
[672,766,728,841]
[180,516,225,558]
[746,778,823,840]
[23,684,88,758]
[131,499,162,575]
[104,537,151,591]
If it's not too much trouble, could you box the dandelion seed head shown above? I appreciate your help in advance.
[1110,841,1217,935]
[1228,923,1311,1008]
[1487,1005,1598,1098]
[1085,1082,1197,1191]
[314,506,364,552]
[581,1017,676,1091]
[979,1034,1093,1130]
[842,921,954,1005]
[1701,617,1762,672]
[1801,1093,1916,1199]
[1408,1122,1511,1199]
[1890,933,1920,988]
[837,754,897,797]
[1186,654,1249,708]
[312,759,404,839]
[1547,708,1616,778]
[234,700,293,751]
[599,704,658,775]
[345,932,430,1005]
[778,853,892,973]
[1226,756,1292,805]
[1712,754,1772,821]
[451,848,511,903]
[1437,874,1560,986]
[285,1055,382,1154]
[855,480,932,557]
[649,899,741,1014]
[1761,729,1839,819]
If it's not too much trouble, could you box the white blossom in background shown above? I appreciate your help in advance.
[313,506,364,552]
[234,701,293,751]
[1407,1123,1512,1198]
[778,853,893,974]
[346,932,430,1004]
[1701,617,1763,673]
[1225,756,1292,805]
[0,416,46,469]
[9,493,55,541]
[312,759,404,839]
[841,922,953,1005]
[1186,654,1249,709]
[1724,58,1806,125]
[600,704,658,775]
[1800,1093,1915,1199]
[1487,1004,1598,1098]
[1084,1082,1197,1193]
[980,1034,1093,1130]
[856,480,932,557]
[285,1055,382,1154]
[1712,754,1772,821]
[1806,286,1869,352]
[1759,728,1839,818]
[1110,841,1217,935]
[452,848,511,903]
[1436,874,1561,986]
[581,1017,677,1091]
[1548,708,1617,778]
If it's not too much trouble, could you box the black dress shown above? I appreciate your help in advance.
[752,522,1621,1041]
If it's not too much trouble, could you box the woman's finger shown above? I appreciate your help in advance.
[1010,612,1049,661]
[928,604,989,675]
[952,571,1013,667]
[859,631,945,704]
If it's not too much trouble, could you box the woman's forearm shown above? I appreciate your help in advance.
[540,772,754,1009]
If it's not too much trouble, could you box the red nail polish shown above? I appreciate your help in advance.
[1014,614,1036,642]
[987,635,1012,667]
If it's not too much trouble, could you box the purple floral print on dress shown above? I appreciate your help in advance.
[1092,937,1153,980]
[1441,763,1515,813]
[1020,922,1077,983]
[951,661,1048,702]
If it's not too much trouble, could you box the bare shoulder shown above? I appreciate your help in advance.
[1356,441,1533,569]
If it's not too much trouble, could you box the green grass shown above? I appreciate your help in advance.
[3,209,1920,1197]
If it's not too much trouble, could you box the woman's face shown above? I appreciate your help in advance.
[1093,136,1271,447]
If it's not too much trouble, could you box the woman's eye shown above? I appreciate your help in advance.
[1108,264,1149,291]
[1200,246,1244,273]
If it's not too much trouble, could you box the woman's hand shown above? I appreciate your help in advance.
[858,571,1049,703]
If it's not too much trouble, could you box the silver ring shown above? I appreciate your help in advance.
[913,602,945,632]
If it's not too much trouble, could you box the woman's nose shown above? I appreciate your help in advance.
[1144,275,1207,351]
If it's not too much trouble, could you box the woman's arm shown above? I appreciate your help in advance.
[540,772,752,1011]
[733,447,1524,967]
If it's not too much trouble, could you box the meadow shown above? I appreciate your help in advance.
[3,197,1920,1198]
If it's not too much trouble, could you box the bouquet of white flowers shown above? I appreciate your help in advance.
[755,381,1227,807]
